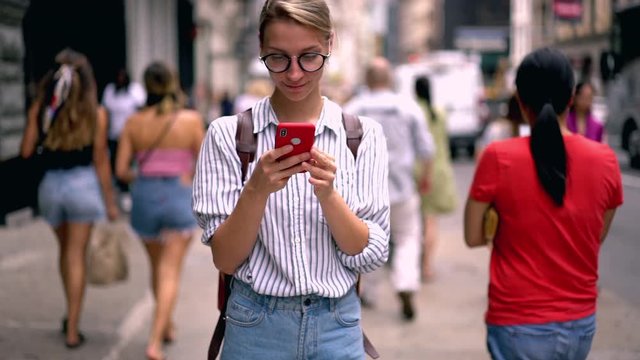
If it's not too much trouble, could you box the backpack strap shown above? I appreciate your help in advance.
[235,109,257,182]
[208,109,256,360]
[341,112,363,159]
[341,113,380,358]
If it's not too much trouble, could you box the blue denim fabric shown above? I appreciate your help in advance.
[487,314,596,360]
[130,176,196,239]
[221,280,365,360]
[38,166,106,227]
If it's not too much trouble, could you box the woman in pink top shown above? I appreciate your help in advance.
[567,82,605,142]
[464,48,623,360]
[115,62,205,360]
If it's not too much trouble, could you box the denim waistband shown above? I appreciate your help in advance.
[230,279,356,313]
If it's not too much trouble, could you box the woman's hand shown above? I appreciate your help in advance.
[246,144,311,195]
[302,147,336,200]
[107,203,120,222]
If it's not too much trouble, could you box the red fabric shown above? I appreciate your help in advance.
[470,135,623,325]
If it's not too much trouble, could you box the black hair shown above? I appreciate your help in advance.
[414,76,436,123]
[569,81,593,113]
[515,47,574,206]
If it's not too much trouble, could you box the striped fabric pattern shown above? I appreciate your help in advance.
[192,97,390,298]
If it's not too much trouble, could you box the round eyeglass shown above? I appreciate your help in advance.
[259,52,330,73]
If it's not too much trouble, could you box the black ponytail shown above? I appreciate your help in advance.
[530,102,566,205]
[415,76,437,123]
[515,47,574,206]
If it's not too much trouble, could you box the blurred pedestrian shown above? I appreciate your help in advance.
[192,0,390,358]
[567,82,605,143]
[19,48,119,349]
[233,78,273,113]
[464,47,623,360]
[115,61,204,360]
[101,67,146,210]
[344,57,434,320]
[475,93,527,159]
[219,90,235,117]
[414,76,457,282]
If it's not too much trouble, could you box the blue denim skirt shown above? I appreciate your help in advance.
[38,166,106,227]
[221,280,365,360]
[130,176,196,240]
[487,313,596,360]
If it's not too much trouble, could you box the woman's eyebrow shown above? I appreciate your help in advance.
[264,46,323,54]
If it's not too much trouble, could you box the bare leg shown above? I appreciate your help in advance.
[144,231,192,360]
[422,215,438,282]
[58,222,93,345]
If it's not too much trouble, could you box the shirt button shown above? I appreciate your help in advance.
[294,238,301,243]
[304,298,311,306]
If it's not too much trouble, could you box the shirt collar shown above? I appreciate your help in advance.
[252,96,343,136]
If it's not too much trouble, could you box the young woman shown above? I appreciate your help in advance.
[567,82,605,142]
[115,62,205,360]
[464,48,623,360]
[20,48,119,349]
[414,76,457,282]
[192,0,390,358]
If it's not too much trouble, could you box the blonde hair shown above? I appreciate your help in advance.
[38,48,97,151]
[258,0,333,46]
[143,61,184,115]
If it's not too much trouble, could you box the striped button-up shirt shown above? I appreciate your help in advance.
[192,97,390,298]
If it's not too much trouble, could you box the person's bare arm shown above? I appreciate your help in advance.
[417,158,433,195]
[20,102,41,158]
[600,208,618,244]
[94,107,119,220]
[115,118,137,184]
[464,198,492,247]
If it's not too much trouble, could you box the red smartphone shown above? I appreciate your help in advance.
[275,122,315,161]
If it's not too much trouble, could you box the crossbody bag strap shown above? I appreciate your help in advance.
[137,111,178,167]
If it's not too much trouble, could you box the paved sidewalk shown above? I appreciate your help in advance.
[360,213,640,359]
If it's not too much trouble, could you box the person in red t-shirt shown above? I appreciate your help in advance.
[464,47,623,360]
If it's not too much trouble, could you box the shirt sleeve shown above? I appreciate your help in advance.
[335,119,391,273]
[192,116,243,245]
[604,149,624,209]
[469,144,500,203]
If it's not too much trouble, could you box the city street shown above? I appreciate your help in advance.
[1,160,639,359]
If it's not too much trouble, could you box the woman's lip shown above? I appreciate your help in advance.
[286,83,305,89]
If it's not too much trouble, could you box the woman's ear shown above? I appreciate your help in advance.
[327,32,334,53]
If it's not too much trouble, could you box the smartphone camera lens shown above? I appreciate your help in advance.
[280,128,287,137]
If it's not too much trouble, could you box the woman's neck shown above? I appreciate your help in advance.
[270,90,323,123]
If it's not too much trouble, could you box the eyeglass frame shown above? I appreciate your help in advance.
[259,52,331,73]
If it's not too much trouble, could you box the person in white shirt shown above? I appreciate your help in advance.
[101,67,146,201]
[344,57,435,321]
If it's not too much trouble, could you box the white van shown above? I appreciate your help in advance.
[395,51,488,158]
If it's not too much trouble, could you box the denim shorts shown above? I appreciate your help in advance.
[38,166,106,227]
[130,176,196,240]
[221,280,365,360]
[487,314,596,360]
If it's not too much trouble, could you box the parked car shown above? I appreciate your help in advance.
[395,51,488,158]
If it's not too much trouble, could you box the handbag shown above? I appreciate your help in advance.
[86,221,130,285]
